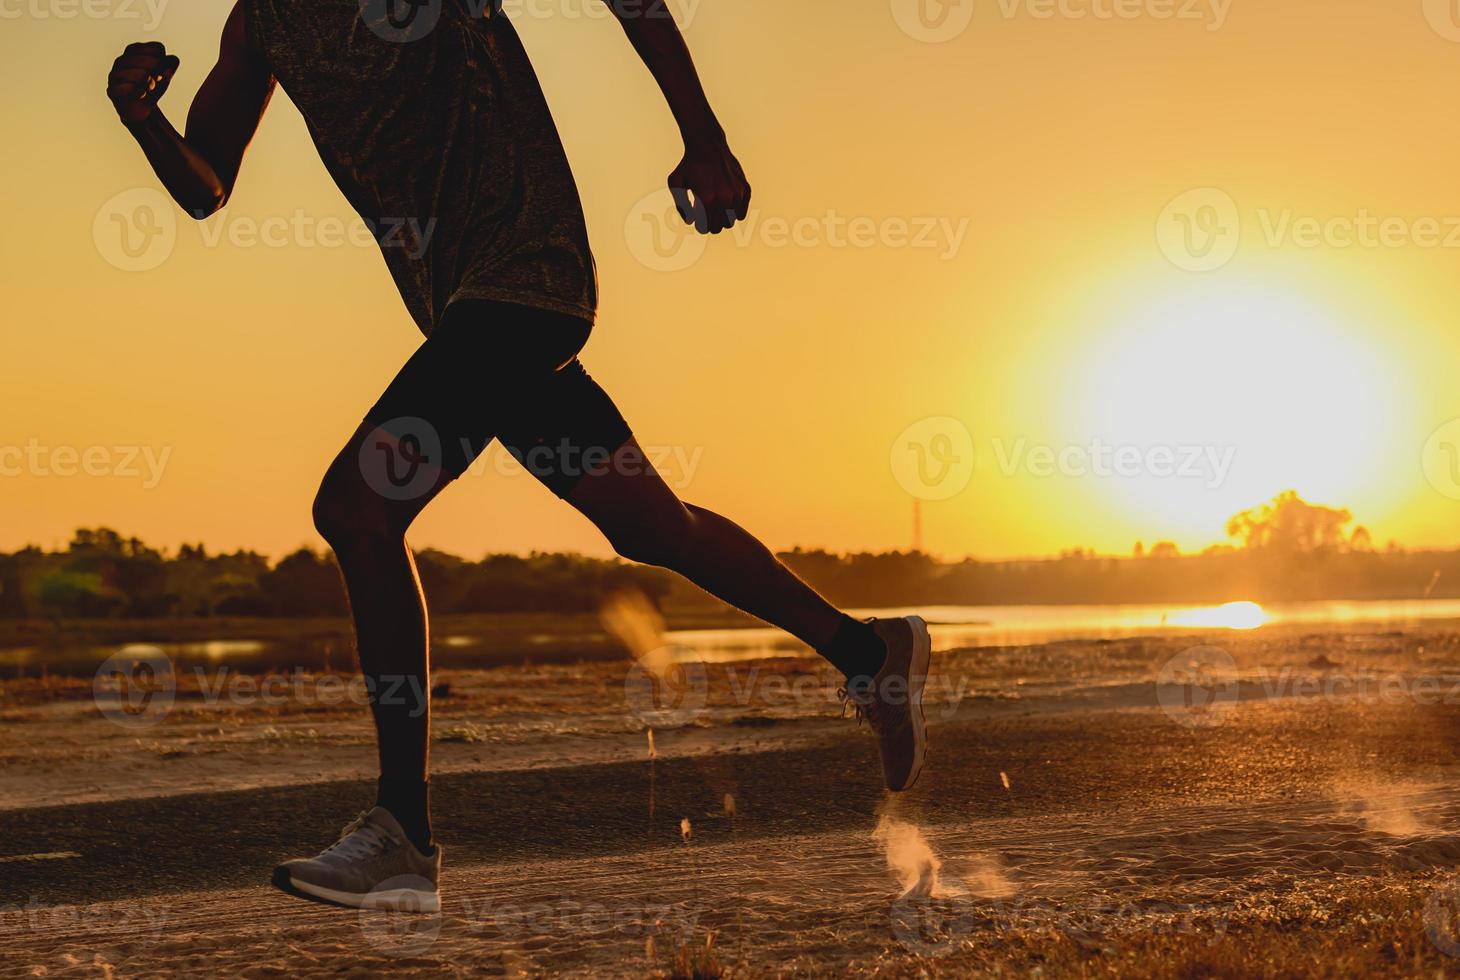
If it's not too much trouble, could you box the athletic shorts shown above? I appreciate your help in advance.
[364,300,634,498]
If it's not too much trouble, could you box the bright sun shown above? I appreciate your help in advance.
[1064,281,1402,544]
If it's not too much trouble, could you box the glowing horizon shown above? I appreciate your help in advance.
[7,1,1460,561]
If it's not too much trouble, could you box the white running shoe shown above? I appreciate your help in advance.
[273,806,441,912]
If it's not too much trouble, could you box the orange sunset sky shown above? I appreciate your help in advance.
[5,0,1460,560]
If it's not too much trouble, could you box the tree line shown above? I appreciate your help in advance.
[4,492,1455,619]
[0,528,673,620]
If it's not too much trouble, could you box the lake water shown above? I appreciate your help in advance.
[12,598,1460,676]
[669,599,1460,662]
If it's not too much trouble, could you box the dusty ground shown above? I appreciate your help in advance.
[5,626,1460,976]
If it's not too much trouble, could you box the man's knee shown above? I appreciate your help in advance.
[605,509,697,569]
[312,472,400,555]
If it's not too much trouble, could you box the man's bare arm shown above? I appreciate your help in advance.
[106,1,275,218]
[607,0,751,234]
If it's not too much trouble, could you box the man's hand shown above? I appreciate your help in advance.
[106,5,275,217]
[603,0,750,235]
[669,141,752,235]
[107,42,180,126]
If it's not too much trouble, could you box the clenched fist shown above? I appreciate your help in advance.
[106,42,180,126]
[669,140,752,236]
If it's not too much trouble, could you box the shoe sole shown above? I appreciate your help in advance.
[899,614,931,792]
[286,876,441,914]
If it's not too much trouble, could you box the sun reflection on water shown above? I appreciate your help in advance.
[1167,600,1268,631]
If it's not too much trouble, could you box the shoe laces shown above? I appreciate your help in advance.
[838,684,883,732]
[326,812,393,862]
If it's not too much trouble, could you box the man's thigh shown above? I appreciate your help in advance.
[363,300,595,485]
[495,358,636,499]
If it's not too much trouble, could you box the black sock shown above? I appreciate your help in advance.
[377,776,433,853]
[821,615,887,687]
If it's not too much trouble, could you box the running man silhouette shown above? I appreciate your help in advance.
[107,0,931,912]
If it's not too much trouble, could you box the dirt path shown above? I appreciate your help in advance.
[7,687,1460,977]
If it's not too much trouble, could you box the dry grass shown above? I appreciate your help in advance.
[857,877,1457,979]
[437,723,488,744]
[662,930,725,980]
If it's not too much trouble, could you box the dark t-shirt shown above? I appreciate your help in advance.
[244,0,597,334]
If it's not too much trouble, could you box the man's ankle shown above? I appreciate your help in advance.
[822,615,888,681]
[377,775,433,853]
